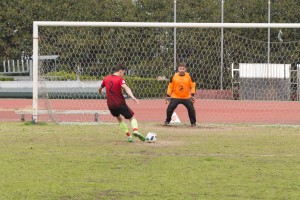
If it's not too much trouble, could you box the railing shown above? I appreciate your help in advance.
[1,59,32,78]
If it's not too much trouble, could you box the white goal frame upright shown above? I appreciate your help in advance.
[32,21,300,123]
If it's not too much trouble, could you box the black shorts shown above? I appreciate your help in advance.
[109,104,134,119]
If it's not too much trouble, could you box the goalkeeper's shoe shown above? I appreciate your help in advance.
[127,136,133,142]
[132,131,145,141]
[164,121,170,126]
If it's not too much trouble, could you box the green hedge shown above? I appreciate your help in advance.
[45,71,102,81]
[125,76,168,99]
[0,76,14,81]
[44,71,168,99]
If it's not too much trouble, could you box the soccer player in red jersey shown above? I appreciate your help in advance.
[98,64,145,142]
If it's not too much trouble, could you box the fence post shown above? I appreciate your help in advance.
[29,59,33,80]
[7,60,10,72]
[3,61,6,73]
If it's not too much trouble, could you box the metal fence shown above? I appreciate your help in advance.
[0,59,32,79]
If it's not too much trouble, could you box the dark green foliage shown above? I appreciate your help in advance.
[1,0,300,90]
[2,0,300,60]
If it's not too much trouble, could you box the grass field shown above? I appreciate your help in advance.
[1,122,300,200]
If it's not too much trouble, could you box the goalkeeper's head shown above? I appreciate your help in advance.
[178,62,187,75]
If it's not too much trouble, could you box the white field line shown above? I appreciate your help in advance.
[40,152,297,157]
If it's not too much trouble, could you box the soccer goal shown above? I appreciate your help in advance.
[32,22,300,125]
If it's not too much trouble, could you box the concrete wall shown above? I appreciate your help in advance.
[0,81,102,98]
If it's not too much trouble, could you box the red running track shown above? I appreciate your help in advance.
[0,99,300,125]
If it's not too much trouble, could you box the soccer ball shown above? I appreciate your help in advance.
[146,132,157,143]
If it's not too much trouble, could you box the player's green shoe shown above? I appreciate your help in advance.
[132,131,145,141]
[127,136,133,142]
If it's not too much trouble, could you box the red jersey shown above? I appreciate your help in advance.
[101,75,126,109]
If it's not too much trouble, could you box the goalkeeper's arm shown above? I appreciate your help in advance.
[190,74,196,103]
[165,94,171,104]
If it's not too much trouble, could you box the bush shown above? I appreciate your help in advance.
[45,71,102,81]
[43,71,168,99]
[125,76,168,99]
[0,76,14,81]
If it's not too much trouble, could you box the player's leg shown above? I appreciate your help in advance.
[111,109,132,142]
[165,98,180,125]
[120,104,145,141]
[130,117,145,141]
[182,99,197,126]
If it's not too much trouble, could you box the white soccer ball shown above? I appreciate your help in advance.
[146,132,157,143]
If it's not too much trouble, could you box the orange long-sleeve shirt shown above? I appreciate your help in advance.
[166,72,196,99]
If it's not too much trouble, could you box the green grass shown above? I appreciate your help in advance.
[0,122,300,200]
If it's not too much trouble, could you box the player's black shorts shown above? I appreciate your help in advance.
[109,104,134,119]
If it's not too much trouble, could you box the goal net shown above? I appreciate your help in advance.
[32,22,300,125]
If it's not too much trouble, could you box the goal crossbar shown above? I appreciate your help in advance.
[33,21,300,28]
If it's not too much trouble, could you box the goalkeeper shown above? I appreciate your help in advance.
[164,62,197,127]
[98,64,145,142]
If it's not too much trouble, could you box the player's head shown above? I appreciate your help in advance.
[178,62,187,75]
[113,64,126,76]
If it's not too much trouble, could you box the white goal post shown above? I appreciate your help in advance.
[32,21,300,124]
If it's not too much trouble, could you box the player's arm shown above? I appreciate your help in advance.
[165,76,174,103]
[121,84,139,104]
[166,75,174,97]
[98,79,105,94]
[190,74,196,95]
[98,85,104,94]
[190,74,196,103]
